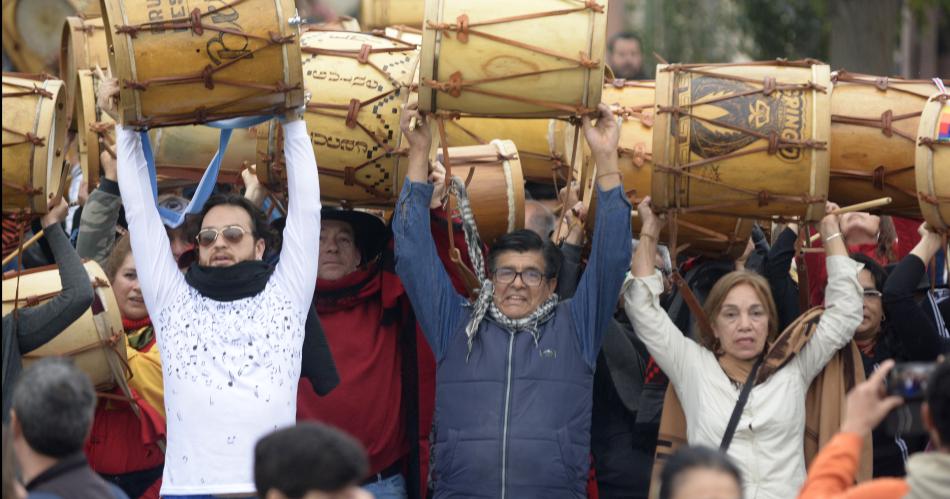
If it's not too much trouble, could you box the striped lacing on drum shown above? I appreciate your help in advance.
[2,75,53,198]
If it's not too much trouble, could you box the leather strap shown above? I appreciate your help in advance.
[720,356,764,452]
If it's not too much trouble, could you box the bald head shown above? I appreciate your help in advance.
[524,201,555,240]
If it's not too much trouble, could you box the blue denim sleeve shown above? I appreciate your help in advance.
[393,179,467,361]
[569,185,633,368]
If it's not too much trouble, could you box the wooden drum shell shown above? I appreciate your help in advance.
[915,94,950,232]
[60,15,109,124]
[149,125,259,185]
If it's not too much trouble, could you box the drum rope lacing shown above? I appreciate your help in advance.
[2,77,53,197]
[422,1,605,115]
[112,0,300,127]
[444,119,570,181]
[917,93,950,212]
[655,61,829,214]
[267,36,420,204]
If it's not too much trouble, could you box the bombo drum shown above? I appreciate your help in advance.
[2,73,69,214]
[257,30,419,206]
[2,260,129,391]
[653,60,831,221]
[100,0,304,127]
[915,94,949,232]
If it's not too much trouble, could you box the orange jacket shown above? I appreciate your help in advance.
[798,432,908,499]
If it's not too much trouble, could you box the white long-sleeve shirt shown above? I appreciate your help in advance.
[116,120,320,495]
[623,256,864,499]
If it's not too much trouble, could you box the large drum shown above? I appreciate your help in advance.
[149,125,259,184]
[829,72,945,219]
[100,0,304,128]
[257,30,419,206]
[2,260,129,391]
[360,0,425,29]
[419,0,608,118]
[1,0,99,73]
[73,68,114,189]
[441,117,570,184]
[59,16,109,124]
[444,140,525,245]
[915,94,949,232]
[2,73,69,214]
[578,81,752,258]
[653,61,831,222]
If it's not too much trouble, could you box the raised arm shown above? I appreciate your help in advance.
[97,75,184,317]
[623,197,699,385]
[17,200,94,353]
[764,224,801,330]
[76,150,122,267]
[881,224,946,360]
[795,204,864,384]
[568,105,632,367]
[393,106,466,360]
[272,117,321,313]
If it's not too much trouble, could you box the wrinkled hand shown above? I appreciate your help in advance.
[40,197,69,228]
[841,360,903,436]
[400,104,431,157]
[819,201,842,239]
[94,65,120,122]
[637,196,664,238]
[558,181,580,210]
[582,103,620,162]
[428,161,447,209]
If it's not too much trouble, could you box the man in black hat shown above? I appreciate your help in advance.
[297,169,470,499]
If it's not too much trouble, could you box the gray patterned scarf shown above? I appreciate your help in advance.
[450,176,559,360]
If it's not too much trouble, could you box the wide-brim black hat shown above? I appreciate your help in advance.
[320,207,390,264]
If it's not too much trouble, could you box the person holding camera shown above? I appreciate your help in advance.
[797,359,950,499]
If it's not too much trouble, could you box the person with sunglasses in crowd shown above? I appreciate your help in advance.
[392,102,631,499]
[97,77,321,498]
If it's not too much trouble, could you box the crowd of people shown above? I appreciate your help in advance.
[1,25,949,499]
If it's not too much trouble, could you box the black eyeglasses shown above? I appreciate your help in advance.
[196,225,249,247]
[493,267,547,287]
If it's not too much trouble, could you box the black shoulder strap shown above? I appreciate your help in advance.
[719,356,764,453]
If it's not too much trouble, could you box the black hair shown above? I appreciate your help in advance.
[188,194,277,251]
[608,31,643,52]
[12,358,96,458]
[659,446,742,499]
[927,361,950,447]
[488,229,562,279]
[254,422,368,498]
[850,252,888,293]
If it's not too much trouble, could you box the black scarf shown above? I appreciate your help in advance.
[185,261,339,396]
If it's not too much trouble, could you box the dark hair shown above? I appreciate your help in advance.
[105,233,133,282]
[608,31,642,52]
[659,446,742,499]
[850,252,889,293]
[927,361,950,446]
[488,229,562,279]
[11,358,96,458]
[254,422,368,497]
[2,425,14,499]
[188,194,277,251]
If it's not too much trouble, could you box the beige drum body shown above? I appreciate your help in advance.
[381,25,423,46]
[305,16,361,32]
[915,94,950,232]
[60,16,109,124]
[100,0,304,128]
[591,81,752,258]
[653,61,831,222]
[829,73,943,219]
[257,31,419,206]
[419,0,607,118]
[361,0,425,29]
[2,74,68,214]
[444,140,525,245]
[442,117,569,183]
[74,69,114,189]
[1,0,99,73]
[149,125,259,184]
[2,260,128,391]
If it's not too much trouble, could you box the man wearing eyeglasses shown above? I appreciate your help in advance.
[392,103,632,499]
[98,77,321,498]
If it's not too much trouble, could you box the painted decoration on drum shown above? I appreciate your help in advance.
[652,61,831,222]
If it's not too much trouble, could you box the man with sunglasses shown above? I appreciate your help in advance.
[393,103,632,499]
[98,77,321,498]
